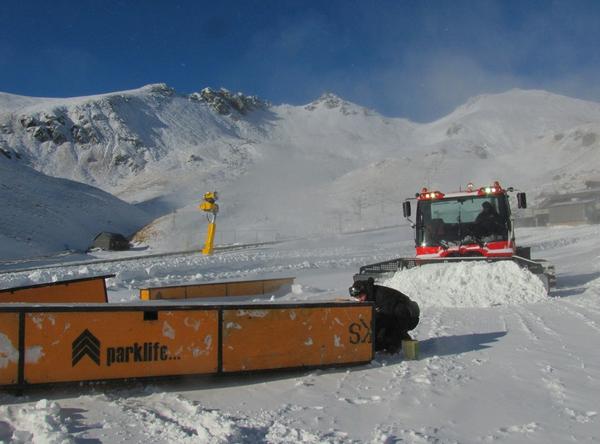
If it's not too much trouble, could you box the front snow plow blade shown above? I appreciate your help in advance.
[354,256,555,292]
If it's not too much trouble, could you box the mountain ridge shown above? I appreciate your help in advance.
[2,84,600,254]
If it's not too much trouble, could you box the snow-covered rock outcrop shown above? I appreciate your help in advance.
[190,87,267,115]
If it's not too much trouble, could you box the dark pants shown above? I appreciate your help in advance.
[374,313,412,353]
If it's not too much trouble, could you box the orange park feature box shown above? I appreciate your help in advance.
[22,307,219,384]
[0,275,112,304]
[221,302,374,372]
[0,313,20,386]
[0,301,374,389]
[139,277,295,300]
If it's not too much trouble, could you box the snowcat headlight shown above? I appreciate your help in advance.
[419,190,444,200]
[485,187,491,193]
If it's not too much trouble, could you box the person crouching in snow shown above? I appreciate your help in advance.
[349,277,420,353]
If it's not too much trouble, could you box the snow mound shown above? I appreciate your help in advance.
[382,260,548,308]
[0,399,72,443]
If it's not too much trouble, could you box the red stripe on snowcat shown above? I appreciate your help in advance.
[416,241,514,258]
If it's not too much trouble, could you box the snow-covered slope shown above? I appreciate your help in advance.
[411,89,600,193]
[3,85,600,255]
[420,89,600,148]
[0,156,150,260]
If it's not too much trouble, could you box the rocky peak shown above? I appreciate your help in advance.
[142,83,176,97]
[304,92,368,116]
[317,93,344,108]
[189,87,267,115]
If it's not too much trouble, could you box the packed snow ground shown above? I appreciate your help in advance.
[1,224,600,442]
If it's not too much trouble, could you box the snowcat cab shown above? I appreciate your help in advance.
[355,182,555,292]
[406,182,523,259]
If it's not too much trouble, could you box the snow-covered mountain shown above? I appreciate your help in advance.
[0,85,270,202]
[2,84,600,255]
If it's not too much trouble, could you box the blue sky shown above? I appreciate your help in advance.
[1,0,600,121]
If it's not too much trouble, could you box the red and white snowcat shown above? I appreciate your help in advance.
[355,181,556,291]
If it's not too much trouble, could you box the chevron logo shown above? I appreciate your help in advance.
[72,329,101,366]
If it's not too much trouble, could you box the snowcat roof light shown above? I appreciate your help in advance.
[478,182,504,196]
[466,182,474,192]
[419,190,445,200]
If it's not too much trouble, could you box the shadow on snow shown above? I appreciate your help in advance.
[417,331,507,358]
[551,271,600,298]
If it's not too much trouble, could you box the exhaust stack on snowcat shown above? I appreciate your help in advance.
[355,182,555,291]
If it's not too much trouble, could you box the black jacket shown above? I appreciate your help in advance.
[475,210,505,235]
[351,278,420,352]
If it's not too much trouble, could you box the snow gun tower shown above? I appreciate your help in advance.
[354,181,555,292]
[199,191,219,255]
